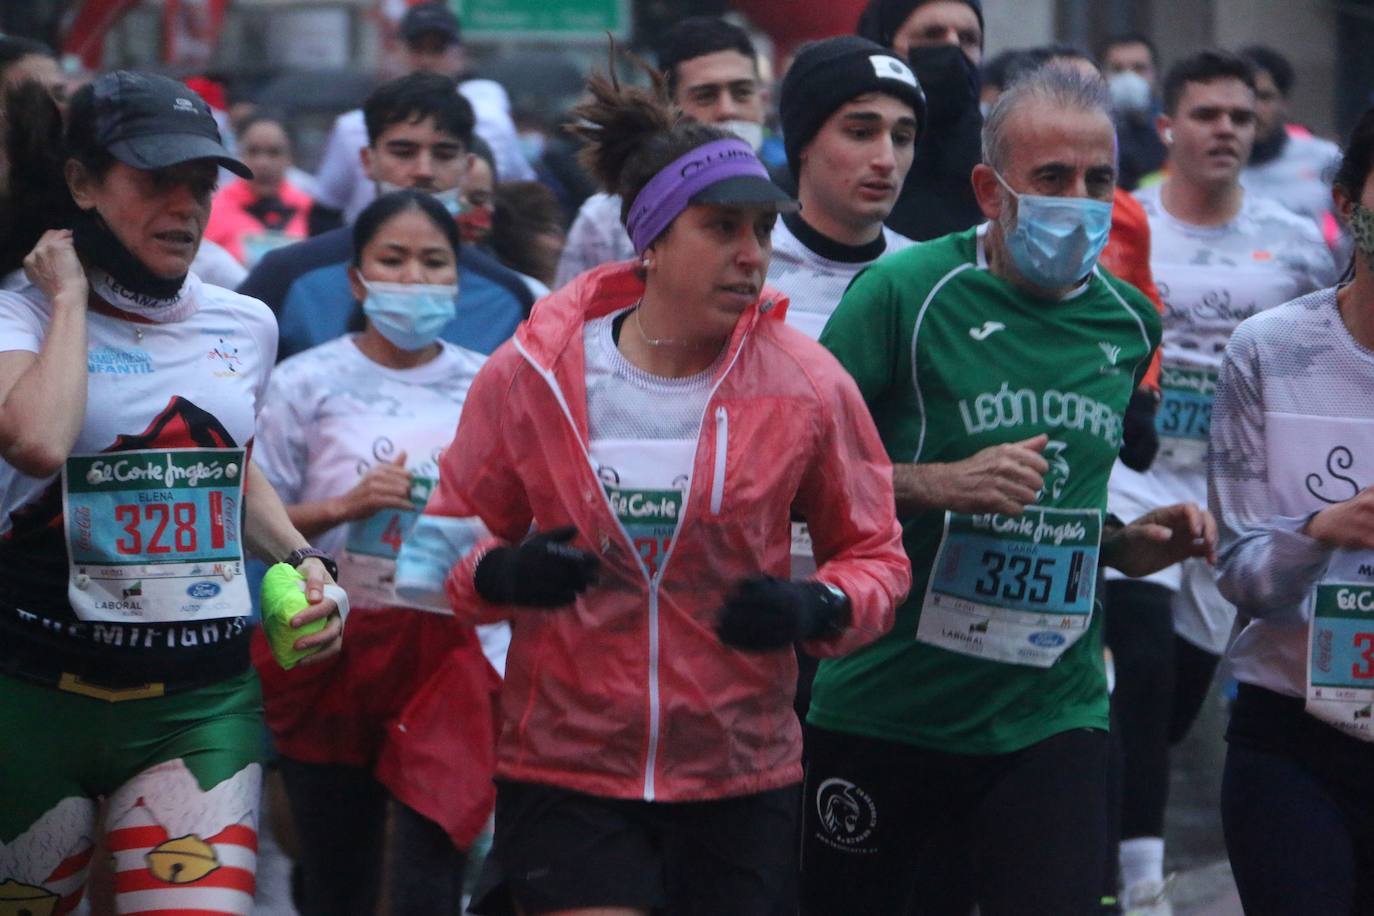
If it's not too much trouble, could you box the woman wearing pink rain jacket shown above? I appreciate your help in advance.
[395,62,910,916]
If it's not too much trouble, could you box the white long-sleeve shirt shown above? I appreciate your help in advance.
[1210,286,1374,699]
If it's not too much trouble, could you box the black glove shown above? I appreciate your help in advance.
[1119,388,1160,472]
[473,526,600,608]
[716,576,850,652]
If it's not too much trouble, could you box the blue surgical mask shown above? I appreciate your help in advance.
[361,280,457,350]
[377,182,466,216]
[995,171,1113,291]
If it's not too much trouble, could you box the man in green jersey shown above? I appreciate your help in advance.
[799,65,1217,916]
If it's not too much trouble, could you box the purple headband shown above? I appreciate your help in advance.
[625,138,769,254]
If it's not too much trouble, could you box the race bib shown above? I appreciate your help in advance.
[63,448,249,623]
[590,439,694,580]
[1155,364,1216,468]
[340,476,436,609]
[918,507,1102,667]
[241,231,295,268]
[1308,577,1374,740]
[1264,413,1374,741]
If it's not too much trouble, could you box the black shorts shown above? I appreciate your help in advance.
[470,779,798,916]
[800,725,1109,916]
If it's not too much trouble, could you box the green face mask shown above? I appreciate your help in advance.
[1350,203,1374,267]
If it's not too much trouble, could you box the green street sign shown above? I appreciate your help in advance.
[452,0,631,40]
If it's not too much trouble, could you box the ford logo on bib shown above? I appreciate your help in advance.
[187,581,222,599]
[1028,631,1067,648]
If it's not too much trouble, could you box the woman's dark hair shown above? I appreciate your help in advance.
[351,189,462,267]
[1334,107,1374,281]
[1334,107,1374,203]
[234,110,290,142]
[0,79,115,276]
[491,180,563,282]
[567,50,730,228]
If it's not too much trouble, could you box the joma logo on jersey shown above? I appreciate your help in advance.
[1098,342,1122,365]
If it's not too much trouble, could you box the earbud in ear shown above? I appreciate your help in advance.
[1163,128,1174,144]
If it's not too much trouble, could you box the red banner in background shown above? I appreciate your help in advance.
[62,0,141,70]
[163,0,230,69]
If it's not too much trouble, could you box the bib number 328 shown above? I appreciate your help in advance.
[62,448,249,623]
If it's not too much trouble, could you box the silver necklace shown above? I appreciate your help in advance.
[633,305,695,348]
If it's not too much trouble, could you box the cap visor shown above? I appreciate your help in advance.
[108,134,253,180]
[689,175,799,212]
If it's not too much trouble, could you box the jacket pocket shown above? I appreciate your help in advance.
[710,405,728,514]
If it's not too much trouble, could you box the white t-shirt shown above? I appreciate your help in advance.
[767,215,916,341]
[583,310,718,579]
[1210,288,1374,709]
[1107,185,1336,649]
[253,334,485,609]
[0,273,275,669]
[1241,132,1343,240]
[0,274,276,538]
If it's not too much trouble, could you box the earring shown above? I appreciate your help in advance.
[641,257,654,269]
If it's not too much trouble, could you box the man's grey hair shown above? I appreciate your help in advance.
[981,65,1113,172]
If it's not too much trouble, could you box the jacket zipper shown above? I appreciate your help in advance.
[515,321,753,801]
[710,406,728,513]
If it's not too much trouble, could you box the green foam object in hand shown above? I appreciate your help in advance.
[260,563,327,670]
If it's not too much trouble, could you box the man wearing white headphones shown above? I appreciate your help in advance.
[1104,49,1336,915]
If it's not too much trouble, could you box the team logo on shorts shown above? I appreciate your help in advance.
[815,778,877,851]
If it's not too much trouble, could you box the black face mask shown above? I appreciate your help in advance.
[1248,125,1289,167]
[908,44,981,127]
[71,207,186,303]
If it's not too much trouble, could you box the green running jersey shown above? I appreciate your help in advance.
[809,226,1161,755]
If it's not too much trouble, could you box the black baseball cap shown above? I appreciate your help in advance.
[91,71,251,179]
[399,2,462,46]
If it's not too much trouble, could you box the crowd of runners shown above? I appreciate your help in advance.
[1,1,1372,914]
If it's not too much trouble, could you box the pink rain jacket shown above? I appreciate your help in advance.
[422,261,910,802]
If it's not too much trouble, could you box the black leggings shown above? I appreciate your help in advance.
[800,725,1109,916]
[1103,579,1221,839]
[1222,684,1374,915]
[278,757,469,916]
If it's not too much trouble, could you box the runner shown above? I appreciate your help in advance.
[554,16,771,287]
[205,113,317,268]
[1103,51,1336,913]
[769,35,924,341]
[251,190,497,916]
[800,66,1215,916]
[398,60,910,915]
[0,71,342,916]
[1238,45,1345,252]
[1210,105,1374,916]
[237,72,534,361]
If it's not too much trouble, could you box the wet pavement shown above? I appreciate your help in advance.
[1165,665,1243,916]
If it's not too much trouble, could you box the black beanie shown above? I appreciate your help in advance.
[780,36,928,179]
[858,0,985,50]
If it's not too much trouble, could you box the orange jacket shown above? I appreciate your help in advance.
[406,261,910,801]
[1100,188,1164,391]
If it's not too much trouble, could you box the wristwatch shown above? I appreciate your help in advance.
[285,547,339,582]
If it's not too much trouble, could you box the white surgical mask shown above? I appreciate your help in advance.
[1107,71,1152,116]
[719,119,765,152]
[376,182,466,216]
